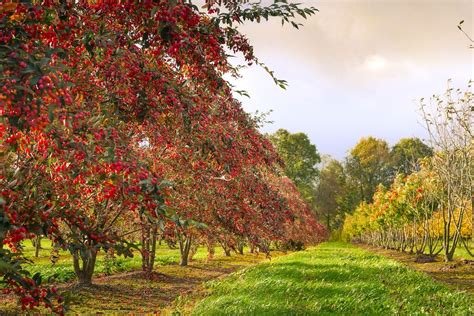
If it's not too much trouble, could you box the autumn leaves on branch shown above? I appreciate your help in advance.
[342,84,473,262]
[0,0,324,313]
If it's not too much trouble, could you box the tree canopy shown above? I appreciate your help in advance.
[346,137,391,203]
[269,129,321,204]
[389,137,433,177]
[314,158,346,231]
[0,1,325,312]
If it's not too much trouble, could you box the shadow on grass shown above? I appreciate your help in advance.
[67,268,220,313]
[197,263,392,314]
[192,243,473,315]
[360,244,474,293]
[65,254,273,314]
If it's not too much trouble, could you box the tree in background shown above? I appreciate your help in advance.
[345,137,391,203]
[314,158,347,231]
[389,138,433,178]
[342,82,473,262]
[269,129,321,204]
[307,136,432,237]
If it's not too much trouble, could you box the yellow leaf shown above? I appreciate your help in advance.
[1,2,18,13]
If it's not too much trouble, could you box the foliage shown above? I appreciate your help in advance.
[0,0,324,312]
[269,129,321,204]
[389,137,433,177]
[420,82,473,260]
[314,158,347,231]
[345,137,391,203]
[342,155,472,261]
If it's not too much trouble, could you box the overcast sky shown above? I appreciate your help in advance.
[229,0,473,160]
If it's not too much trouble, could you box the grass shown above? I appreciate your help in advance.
[68,252,279,315]
[2,241,473,314]
[360,243,474,294]
[17,240,230,283]
[16,238,474,284]
[192,242,473,315]
[451,240,474,259]
[1,241,284,315]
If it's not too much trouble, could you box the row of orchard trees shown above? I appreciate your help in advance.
[343,84,473,262]
[0,1,325,313]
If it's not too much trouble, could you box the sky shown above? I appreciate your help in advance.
[229,0,473,160]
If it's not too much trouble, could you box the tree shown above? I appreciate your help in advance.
[1,0,323,311]
[346,137,391,203]
[343,84,473,262]
[420,83,473,260]
[269,129,321,204]
[389,138,433,178]
[314,159,347,231]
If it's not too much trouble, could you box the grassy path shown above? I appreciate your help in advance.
[2,242,472,314]
[191,242,473,315]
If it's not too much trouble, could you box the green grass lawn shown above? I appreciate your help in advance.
[192,242,473,315]
[18,238,473,285]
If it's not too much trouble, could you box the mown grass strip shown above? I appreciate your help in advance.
[192,242,473,315]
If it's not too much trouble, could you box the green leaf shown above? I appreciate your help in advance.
[30,75,42,86]
[48,105,55,122]
[32,272,42,286]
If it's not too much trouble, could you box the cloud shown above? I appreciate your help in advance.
[363,55,387,72]
[231,0,473,159]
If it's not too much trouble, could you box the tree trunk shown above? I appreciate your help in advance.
[249,244,255,254]
[326,214,331,233]
[141,225,149,272]
[189,242,198,262]
[237,243,244,255]
[34,236,42,257]
[150,228,157,271]
[0,230,4,250]
[141,225,158,275]
[179,236,192,266]
[222,244,231,257]
[72,247,98,286]
[207,242,215,260]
